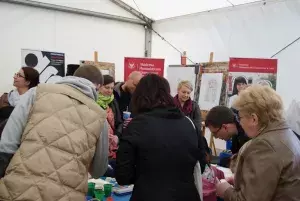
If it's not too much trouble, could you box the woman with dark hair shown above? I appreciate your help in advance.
[0,67,40,108]
[115,74,207,201]
[97,75,122,157]
[228,76,247,107]
[97,75,122,176]
[0,67,39,138]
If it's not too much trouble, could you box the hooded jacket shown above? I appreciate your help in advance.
[0,76,109,201]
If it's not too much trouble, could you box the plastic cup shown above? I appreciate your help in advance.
[123,111,131,120]
[94,189,105,200]
[87,182,95,197]
[104,184,113,197]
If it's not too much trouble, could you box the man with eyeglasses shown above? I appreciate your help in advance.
[205,106,250,155]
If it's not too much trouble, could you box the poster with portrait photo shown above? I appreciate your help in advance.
[21,49,65,83]
[227,57,277,107]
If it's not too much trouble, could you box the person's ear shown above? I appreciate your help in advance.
[25,81,30,87]
[251,113,259,126]
[94,83,101,92]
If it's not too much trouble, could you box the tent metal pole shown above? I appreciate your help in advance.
[109,0,153,24]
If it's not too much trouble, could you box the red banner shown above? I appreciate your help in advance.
[227,58,278,98]
[229,58,277,73]
[124,57,164,80]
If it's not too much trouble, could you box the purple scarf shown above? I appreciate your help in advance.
[174,95,193,116]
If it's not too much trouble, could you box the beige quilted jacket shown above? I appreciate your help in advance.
[0,84,106,201]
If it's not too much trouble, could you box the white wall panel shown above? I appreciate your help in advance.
[153,0,300,108]
[122,0,263,20]
[0,2,145,93]
[152,0,300,150]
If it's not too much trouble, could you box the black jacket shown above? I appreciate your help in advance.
[0,106,14,177]
[113,82,132,118]
[108,99,123,137]
[115,107,206,201]
[188,101,202,133]
[0,106,14,139]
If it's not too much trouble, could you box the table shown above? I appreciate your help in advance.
[109,193,131,201]
[87,193,131,201]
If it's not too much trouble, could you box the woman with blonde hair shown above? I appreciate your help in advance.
[216,85,300,201]
[174,80,201,129]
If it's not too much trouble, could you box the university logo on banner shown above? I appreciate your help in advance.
[21,49,65,83]
[124,57,164,80]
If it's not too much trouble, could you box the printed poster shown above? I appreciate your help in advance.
[228,58,277,107]
[21,49,65,83]
[198,73,223,110]
[124,57,164,80]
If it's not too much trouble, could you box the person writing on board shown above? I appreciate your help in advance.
[228,76,247,108]
[174,80,202,130]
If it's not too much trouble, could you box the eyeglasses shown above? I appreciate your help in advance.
[14,73,25,78]
[211,126,222,137]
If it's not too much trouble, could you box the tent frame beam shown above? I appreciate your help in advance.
[109,0,153,25]
[0,0,146,25]
[1,0,153,57]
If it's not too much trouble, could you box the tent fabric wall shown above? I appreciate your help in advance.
[0,2,145,94]
[152,0,300,108]
[152,0,300,150]
[122,0,263,20]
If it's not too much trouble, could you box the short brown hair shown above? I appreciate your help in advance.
[22,67,40,89]
[233,85,283,127]
[205,106,235,128]
[103,75,114,86]
[74,65,103,85]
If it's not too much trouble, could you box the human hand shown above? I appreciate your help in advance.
[216,179,232,198]
[123,118,132,128]
[225,175,235,185]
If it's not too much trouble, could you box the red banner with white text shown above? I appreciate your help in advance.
[124,57,164,80]
[229,57,277,73]
[227,57,278,107]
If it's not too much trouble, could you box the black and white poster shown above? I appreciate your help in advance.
[21,49,65,83]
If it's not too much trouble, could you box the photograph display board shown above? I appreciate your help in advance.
[21,49,65,83]
[228,58,277,107]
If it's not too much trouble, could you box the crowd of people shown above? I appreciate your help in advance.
[0,65,299,201]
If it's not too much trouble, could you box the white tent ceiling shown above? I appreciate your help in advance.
[121,0,265,20]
